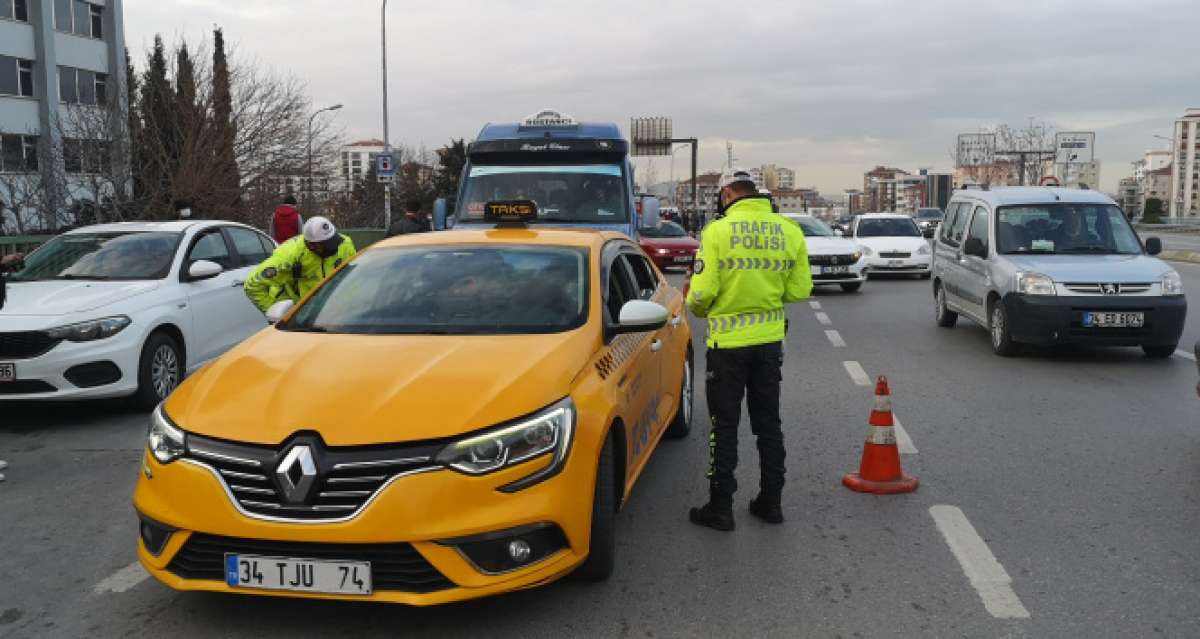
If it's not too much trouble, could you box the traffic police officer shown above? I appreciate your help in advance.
[244,216,357,313]
[686,168,812,530]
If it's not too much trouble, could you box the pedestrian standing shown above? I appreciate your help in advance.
[0,252,23,482]
[387,199,432,237]
[685,168,813,530]
[270,195,304,244]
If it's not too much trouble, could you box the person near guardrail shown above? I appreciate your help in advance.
[0,252,22,482]
[684,168,812,531]
[244,217,356,313]
[387,199,431,237]
[270,195,304,244]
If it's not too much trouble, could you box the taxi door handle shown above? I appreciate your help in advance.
[650,339,663,353]
[670,315,683,328]
[232,280,245,288]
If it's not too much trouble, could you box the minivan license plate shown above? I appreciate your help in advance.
[1083,312,1144,328]
[0,363,15,383]
[225,554,372,595]
[822,266,849,274]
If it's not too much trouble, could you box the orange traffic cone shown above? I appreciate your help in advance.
[842,376,919,494]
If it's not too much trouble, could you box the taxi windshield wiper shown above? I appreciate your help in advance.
[280,325,328,333]
[58,274,111,280]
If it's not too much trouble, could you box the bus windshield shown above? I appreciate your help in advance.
[459,163,629,224]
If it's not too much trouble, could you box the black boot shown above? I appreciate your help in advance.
[689,501,735,531]
[749,495,784,524]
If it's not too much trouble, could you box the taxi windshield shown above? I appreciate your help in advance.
[640,221,688,238]
[282,245,589,335]
[857,218,921,237]
[459,163,629,224]
[789,217,834,237]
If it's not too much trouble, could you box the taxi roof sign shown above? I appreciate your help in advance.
[520,109,578,129]
[484,200,539,226]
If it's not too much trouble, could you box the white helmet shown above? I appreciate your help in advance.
[718,167,756,189]
[302,216,337,243]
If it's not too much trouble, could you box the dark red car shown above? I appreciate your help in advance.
[639,221,700,271]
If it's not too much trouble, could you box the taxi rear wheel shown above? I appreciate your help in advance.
[664,348,693,439]
[573,434,616,582]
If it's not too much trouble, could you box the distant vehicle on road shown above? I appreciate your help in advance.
[639,221,699,271]
[849,213,932,279]
[932,187,1186,357]
[0,221,274,406]
[133,218,694,604]
[784,214,867,293]
[915,208,945,238]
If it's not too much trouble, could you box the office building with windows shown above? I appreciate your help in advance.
[1169,108,1200,217]
[0,0,127,230]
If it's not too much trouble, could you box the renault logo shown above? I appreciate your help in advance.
[275,445,317,504]
[1102,283,1119,296]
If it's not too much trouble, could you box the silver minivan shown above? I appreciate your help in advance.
[931,186,1186,357]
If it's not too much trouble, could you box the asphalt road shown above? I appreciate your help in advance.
[3,270,1199,638]
[1152,230,1200,253]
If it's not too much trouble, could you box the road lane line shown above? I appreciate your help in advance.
[825,330,846,348]
[929,505,1031,620]
[809,301,822,310]
[894,416,917,454]
[815,312,832,326]
[1176,349,1196,362]
[843,361,871,386]
[93,562,149,594]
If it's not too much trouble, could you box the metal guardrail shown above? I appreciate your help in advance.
[0,235,53,256]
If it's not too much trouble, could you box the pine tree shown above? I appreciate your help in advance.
[125,48,143,212]
[140,36,175,216]
[211,27,240,217]
[434,139,467,200]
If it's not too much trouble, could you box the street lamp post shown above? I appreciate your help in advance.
[381,0,392,230]
[307,104,343,214]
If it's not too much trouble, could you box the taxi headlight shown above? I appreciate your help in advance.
[850,251,863,263]
[146,403,186,464]
[1162,271,1184,296]
[1016,272,1056,296]
[916,244,932,256]
[859,245,874,256]
[46,316,131,342]
[436,398,575,489]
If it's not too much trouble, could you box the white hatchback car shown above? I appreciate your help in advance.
[849,213,933,279]
[0,221,274,407]
[784,214,867,292]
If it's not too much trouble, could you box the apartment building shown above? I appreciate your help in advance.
[1169,108,1200,216]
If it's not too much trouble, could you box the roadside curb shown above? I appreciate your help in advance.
[1161,250,1200,265]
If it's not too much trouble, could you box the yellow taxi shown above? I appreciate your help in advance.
[132,206,693,605]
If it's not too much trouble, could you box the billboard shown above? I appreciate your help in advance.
[630,117,673,156]
[1055,131,1095,164]
[956,133,996,168]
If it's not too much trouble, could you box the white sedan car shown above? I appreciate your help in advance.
[0,221,274,407]
[849,213,932,279]
[784,214,867,292]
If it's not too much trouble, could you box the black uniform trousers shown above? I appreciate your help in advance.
[704,340,786,507]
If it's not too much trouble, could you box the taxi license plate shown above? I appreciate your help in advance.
[673,256,693,263]
[225,554,372,595]
[822,266,849,274]
[0,363,15,383]
[888,259,904,267]
[1083,312,1144,328]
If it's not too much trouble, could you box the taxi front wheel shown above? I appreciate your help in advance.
[573,435,616,582]
[664,349,693,439]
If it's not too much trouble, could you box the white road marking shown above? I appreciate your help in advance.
[843,361,871,386]
[894,416,918,454]
[929,505,1031,620]
[815,312,832,326]
[93,562,149,594]
[825,330,846,348]
[809,301,822,310]
[1176,349,1196,362]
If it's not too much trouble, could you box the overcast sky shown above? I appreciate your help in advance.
[125,0,1200,194]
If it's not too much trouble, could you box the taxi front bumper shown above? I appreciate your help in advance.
[133,442,599,605]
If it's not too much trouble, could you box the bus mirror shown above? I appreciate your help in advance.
[640,197,661,229]
[433,198,448,231]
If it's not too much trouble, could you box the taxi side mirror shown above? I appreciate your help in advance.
[834,228,844,237]
[187,259,222,281]
[266,299,295,324]
[608,300,669,339]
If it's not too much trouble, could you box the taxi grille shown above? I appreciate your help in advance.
[166,533,454,593]
[184,434,444,522]
[0,331,60,359]
[878,251,911,259]
[808,254,856,266]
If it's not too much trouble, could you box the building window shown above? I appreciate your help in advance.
[1,0,29,21]
[95,73,107,105]
[62,138,108,174]
[58,67,105,105]
[0,56,34,97]
[56,0,102,38]
[1,134,39,172]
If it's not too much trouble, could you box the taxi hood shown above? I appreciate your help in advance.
[166,329,596,446]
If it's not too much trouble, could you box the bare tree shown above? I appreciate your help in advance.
[951,119,1056,187]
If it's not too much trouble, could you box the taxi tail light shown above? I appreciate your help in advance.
[439,523,568,574]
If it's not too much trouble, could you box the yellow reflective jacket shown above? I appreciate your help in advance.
[244,235,357,312]
[686,197,812,349]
